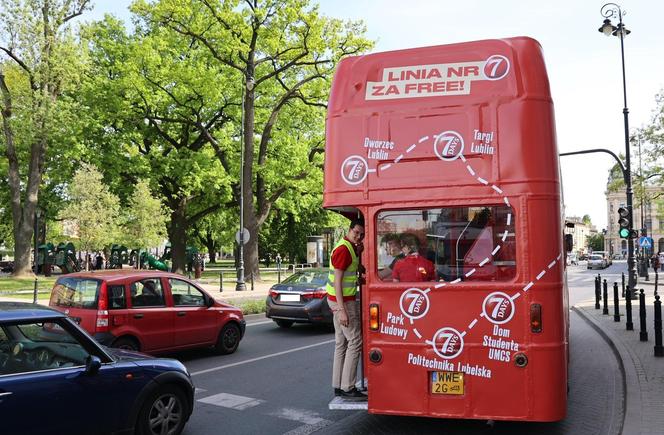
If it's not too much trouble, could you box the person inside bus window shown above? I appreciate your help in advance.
[393,233,435,282]
[378,233,404,280]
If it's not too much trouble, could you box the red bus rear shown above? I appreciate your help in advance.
[324,37,568,422]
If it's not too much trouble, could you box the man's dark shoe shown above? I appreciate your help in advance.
[339,387,367,401]
[334,388,343,396]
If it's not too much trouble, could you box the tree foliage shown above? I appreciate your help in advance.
[123,179,168,250]
[130,0,373,278]
[59,163,120,266]
[0,0,91,276]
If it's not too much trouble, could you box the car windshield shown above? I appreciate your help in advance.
[590,255,603,260]
[282,270,328,286]
[49,278,101,309]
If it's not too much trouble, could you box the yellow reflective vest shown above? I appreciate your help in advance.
[326,238,358,300]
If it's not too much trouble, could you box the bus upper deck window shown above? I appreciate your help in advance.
[376,206,516,283]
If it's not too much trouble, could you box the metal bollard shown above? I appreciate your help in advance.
[625,285,634,330]
[220,272,223,292]
[278,264,281,283]
[654,295,663,357]
[33,278,38,304]
[250,273,254,291]
[622,272,626,298]
[595,276,601,309]
[602,279,609,315]
[613,282,620,322]
[639,288,648,341]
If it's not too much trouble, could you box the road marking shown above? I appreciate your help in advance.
[270,408,329,425]
[197,392,264,410]
[247,320,274,327]
[190,340,335,376]
[282,419,334,435]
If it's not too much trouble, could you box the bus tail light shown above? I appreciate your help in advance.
[530,303,542,333]
[369,303,379,331]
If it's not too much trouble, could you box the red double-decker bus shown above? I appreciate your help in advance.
[324,37,569,422]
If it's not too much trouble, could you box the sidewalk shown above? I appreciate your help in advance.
[574,278,664,435]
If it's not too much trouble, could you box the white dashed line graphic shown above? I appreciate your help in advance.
[347,129,561,361]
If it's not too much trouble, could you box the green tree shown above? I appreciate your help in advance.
[133,0,373,279]
[582,214,591,225]
[78,15,233,273]
[0,0,91,276]
[587,233,604,252]
[59,163,120,270]
[122,179,168,253]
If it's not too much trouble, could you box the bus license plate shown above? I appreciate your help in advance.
[431,371,464,395]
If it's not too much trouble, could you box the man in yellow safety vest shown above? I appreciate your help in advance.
[326,218,366,400]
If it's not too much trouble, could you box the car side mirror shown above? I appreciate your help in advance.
[85,355,102,375]
[206,297,215,308]
[564,234,573,253]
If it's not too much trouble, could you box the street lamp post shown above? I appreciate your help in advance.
[598,3,637,290]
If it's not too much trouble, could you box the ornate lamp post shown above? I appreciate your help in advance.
[598,3,637,289]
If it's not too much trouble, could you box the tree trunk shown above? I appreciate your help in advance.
[13,224,34,276]
[168,204,188,274]
[242,76,260,281]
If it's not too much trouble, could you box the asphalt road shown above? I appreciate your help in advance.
[172,262,627,435]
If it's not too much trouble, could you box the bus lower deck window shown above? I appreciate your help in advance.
[376,206,516,282]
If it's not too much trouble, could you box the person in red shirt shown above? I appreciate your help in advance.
[392,233,435,282]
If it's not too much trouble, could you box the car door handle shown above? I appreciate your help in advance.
[133,313,144,319]
[0,392,13,397]
[177,312,186,317]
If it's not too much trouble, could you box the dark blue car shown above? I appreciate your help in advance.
[265,268,333,328]
[0,302,194,435]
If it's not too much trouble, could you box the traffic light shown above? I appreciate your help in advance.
[617,207,637,239]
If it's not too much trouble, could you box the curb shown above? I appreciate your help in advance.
[572,303,636,435]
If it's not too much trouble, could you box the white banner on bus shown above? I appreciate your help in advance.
[365,55,510,100]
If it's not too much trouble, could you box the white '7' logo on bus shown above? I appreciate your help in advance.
[344,159,362,178]
[488,296,508,318]
[486,58,504,77]
[405,293,420,313]
[437,332,456,353]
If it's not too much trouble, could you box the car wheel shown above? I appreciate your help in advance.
[137,385,187,435]
[275,320,294,328]
[112,336,140,352]
[214,323,241,355]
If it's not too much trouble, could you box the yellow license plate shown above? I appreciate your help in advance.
[431,371,464,395]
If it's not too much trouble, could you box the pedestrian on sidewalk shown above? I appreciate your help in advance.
[326,218,366,400]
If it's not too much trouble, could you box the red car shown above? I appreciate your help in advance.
[48,270,245,355]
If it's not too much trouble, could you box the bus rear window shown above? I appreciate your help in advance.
[50,278,101,309]
[377,206,516,282]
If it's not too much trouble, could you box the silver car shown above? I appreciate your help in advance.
[587,254,607,270]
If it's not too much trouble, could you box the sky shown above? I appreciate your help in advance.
[88,0,664,230]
